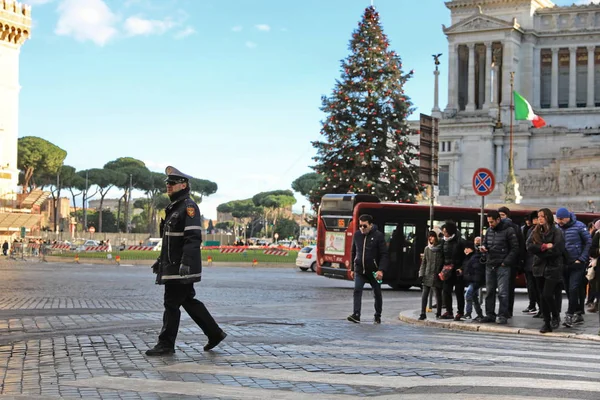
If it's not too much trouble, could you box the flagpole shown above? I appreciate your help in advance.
[504,71,518,204]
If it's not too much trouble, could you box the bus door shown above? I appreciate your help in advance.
[384,221,420,284]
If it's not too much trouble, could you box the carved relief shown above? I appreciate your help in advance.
[520,167,600,196]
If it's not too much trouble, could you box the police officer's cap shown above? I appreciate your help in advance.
[164,166,194,184]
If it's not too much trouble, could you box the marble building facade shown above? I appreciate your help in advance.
[437,0,600,212]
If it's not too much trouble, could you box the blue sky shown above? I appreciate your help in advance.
[19,0,579,219]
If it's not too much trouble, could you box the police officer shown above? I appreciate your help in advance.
[146,166,227,356]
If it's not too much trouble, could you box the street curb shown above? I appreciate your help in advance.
[31,257,295,269]
[398,309,600,342]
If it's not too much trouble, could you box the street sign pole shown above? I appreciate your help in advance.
[480,195,485,239]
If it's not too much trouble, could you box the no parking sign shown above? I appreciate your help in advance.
[472,168,495,196]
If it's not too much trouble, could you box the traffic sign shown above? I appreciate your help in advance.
[472,168,495,196]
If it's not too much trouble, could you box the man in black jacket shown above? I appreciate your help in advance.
[480,210,519,324]
[146,166,226,356]
[498,206,526,317]
[348,214,389,324]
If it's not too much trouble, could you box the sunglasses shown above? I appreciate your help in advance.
[165,180,182,186]
[359,224,369,229]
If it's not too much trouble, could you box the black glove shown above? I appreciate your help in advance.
[179,264,191,276]
[151,260,160,274]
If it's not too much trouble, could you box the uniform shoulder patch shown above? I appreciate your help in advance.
[186,206,195,218]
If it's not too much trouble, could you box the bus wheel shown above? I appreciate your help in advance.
[299,267,309,272]
[310,262,316,272]
[390,284,412,291]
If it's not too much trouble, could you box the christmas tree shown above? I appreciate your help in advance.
[310,6,421,209]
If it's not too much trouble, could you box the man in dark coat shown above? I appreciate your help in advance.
[146,166,226,356]
[348,214,389,324]
[480,210,519,324]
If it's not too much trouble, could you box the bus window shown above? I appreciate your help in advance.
[385,224,401,264]
[460,220,476,240]
[384,224,397,245]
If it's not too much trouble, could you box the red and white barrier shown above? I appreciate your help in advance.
[125,245,155,251]
[220,248,245,254]
[84,245,109,252]
[263,249,288,256]
[51,244,71,250]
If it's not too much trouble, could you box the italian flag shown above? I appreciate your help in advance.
[514,91,546,128]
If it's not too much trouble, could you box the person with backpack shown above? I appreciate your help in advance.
[555,207,592,328]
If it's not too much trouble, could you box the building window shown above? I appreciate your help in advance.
[440,141,452,153]
[558,49,569,108]
[540,49,551,108]
[439,165,450,196]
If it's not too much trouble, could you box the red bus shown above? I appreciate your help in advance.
[316,194,598,290]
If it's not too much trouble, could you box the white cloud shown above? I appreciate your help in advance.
[55,0,119,46]
[123,15,175,36]
[255,24,270,32]
[245,41,257,48]
[174,26,196,39]
[28,0,55,5]
[231,25,243,32]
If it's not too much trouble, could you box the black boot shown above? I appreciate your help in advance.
[418,313,426,320]
[145,343,175,356]
[539,323,552,334]
[204,331,227,351]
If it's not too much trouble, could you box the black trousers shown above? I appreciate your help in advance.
[524,270,540,310]
[158,283,222,348]
[535,276,560,324]
[443,277,465,315]
[507,267,518,316]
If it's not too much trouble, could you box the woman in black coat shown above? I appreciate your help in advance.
[526,208,565,333]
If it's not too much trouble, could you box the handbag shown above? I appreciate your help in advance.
[586,265,595,281]
[438,265,453,281]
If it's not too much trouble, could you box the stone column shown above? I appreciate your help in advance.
[432,68,441,118]
[495,144,503,180]
[445,42,459,113]
[533,47,541,108]
[452,155,461,196]
[484,42,492,110]
[569,46,577,108]
[466,43,476,112]
[588,45,595,107]
[551,48,559,108]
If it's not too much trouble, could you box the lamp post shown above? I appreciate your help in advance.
[504,71,518,204]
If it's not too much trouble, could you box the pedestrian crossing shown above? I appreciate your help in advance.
[62,326,600,399]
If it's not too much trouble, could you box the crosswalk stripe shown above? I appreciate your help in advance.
[338,339,600,361]
[273,344,600,370]
[159,364,600,392]
[192,354,600,380]
[64,376,362,400]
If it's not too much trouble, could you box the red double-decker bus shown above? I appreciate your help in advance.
[315,194,598,290]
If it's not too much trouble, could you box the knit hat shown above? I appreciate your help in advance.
[594,220,600,231]
[529,211,538,221]
[556,207,570,219]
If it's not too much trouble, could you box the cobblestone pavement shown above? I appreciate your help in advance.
[0,259,599,399]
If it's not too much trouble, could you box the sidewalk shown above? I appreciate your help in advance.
[399,297,600,342]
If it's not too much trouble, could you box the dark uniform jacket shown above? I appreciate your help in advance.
[482,220,519,268]
[442,235,465,272]
[156,188,203,285]
[526,225,565,281]
[351,224,389,275]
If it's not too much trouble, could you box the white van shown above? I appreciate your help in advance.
[146,238,162,251]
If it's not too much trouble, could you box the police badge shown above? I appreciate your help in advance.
[186,206,195,218]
